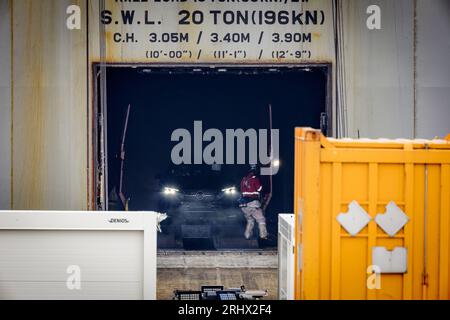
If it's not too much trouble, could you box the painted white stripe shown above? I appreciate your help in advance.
[242,192,260,195]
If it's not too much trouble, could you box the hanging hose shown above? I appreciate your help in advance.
[262,104,273,212]
[119,105,131,210]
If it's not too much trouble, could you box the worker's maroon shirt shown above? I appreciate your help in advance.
[240,173,262,199]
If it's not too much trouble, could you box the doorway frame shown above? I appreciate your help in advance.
[91,63,333,211]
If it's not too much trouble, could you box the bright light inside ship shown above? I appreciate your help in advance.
[273,159,281,167]
[163,187,179,195]
[222,187,236,195]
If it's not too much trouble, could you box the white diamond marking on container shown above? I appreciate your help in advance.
[375,201,409,237]
[336,201,371,236]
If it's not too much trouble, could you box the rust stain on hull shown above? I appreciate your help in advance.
[13,0,45,209]
[11,0,88,210]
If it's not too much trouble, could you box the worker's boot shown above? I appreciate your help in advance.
[244,220,254,239]
[258,222,268,239]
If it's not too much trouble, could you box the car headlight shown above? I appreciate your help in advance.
[163,187,179,195]
[222,186,237,195]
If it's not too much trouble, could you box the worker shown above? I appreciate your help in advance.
[239,165,268,240]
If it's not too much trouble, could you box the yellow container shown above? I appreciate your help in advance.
[294,128,450,300]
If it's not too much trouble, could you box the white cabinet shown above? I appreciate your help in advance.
[0,211,157,300]
[278,213,295,300]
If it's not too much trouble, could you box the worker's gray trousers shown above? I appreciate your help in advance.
[241,200,267,239]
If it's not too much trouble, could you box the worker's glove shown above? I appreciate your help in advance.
[237,195,248,207]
